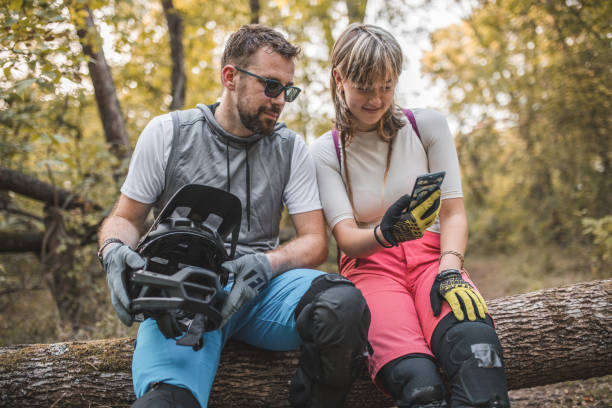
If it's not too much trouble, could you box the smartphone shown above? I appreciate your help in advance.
[408,171,446,211]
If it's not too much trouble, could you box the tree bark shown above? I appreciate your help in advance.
[0,280,610,407]
[0,231,45,253]
[161,0,186,110]
[250,0,260,24]
[0,167,99,212]
[39,206,82,330]
[74,5,130,157]
[346,0,367,23]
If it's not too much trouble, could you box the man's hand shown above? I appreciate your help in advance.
[379,189,442,246]
[430,269,488,321]
[219,253,274,328]
[103,244,145,326]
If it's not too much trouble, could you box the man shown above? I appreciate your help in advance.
[98,25,370,408]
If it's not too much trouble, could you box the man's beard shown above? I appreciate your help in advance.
[237,102,280,136]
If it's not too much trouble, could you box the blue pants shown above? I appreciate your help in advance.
[132,268,325,407]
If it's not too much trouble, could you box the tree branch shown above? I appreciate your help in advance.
[0,167,100,211]
[0,231,45,253]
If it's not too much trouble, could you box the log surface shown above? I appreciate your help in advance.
[1,279,610,407]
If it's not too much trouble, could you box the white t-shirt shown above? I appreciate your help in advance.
[121,113,322,215]
[310,108,463,233]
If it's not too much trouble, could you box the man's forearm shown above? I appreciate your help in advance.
[266,233,328,276]
[98,215,143,254]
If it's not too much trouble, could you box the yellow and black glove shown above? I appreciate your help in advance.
[378,189,442,246]
[430,269,488,321]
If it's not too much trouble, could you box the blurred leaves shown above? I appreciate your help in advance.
[423,0,611,253]
[582,216,612,276]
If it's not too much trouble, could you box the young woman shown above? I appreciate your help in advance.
[310,24,510,408]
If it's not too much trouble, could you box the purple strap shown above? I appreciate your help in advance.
[402,109,422,141]
[332,129,341,168]
[331,109,421,169]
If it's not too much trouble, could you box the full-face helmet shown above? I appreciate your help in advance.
[128,184,242,350]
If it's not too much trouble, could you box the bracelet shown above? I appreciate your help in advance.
[97,238,124,264]
[436,268,461,280]
[374,225,394,248]
[439,250,464,269]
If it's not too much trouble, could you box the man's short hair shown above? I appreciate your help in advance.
[221,24,301,69]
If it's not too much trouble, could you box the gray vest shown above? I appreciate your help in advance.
[154,103,296,256]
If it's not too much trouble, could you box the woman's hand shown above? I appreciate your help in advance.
[379,189,442,245]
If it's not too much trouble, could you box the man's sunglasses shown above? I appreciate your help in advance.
[234,66,301,102]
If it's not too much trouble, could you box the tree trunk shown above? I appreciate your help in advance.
[161,0,186,110]
[346,0,367,23]
[0,280,610,407]
[250,0,260,24]
[74,5,130,157]
[39,206,82,330]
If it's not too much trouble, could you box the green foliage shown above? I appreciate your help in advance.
[423,0,612,252]
[582,216,612,276]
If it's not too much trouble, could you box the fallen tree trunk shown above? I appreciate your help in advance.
[0,279,610,407]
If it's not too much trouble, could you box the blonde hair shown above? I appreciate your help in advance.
[330,23,405,209]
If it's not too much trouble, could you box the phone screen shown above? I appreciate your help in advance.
[408,171,446,210]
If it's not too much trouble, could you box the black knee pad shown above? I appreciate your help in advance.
[431,317,509,408]
[378,354,448,408]
[289,273,371,408]
[131,382,200,408]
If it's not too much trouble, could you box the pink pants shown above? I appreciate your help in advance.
[339,231,482,381]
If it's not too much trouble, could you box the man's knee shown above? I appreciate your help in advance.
[289,273,371,408]
[432,317,509,408]
[378,354,447,408]
[132,383,200,408]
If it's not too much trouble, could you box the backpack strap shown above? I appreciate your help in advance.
[403,108,430,172]
[402,108,422,143]
[330,128,343,269]
[332,128,341,169]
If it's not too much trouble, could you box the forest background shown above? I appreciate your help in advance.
[0,0,610,403]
